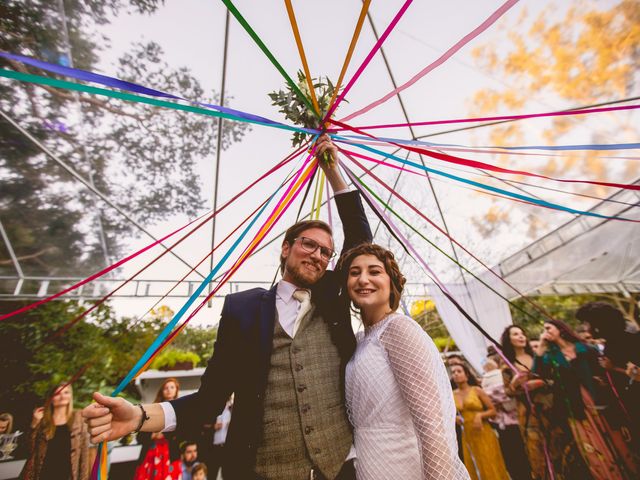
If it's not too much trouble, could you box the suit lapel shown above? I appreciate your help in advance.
[258,286,277,388]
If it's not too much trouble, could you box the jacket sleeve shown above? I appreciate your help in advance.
[169,297,236,436]
[334,190,372,256]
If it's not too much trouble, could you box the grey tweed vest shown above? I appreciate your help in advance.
[254,305,353,480]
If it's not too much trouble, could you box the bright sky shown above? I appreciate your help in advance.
[88,0,637,325]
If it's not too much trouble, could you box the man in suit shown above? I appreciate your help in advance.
[83,135,372,480]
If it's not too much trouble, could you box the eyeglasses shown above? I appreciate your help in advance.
[293,237,336,261]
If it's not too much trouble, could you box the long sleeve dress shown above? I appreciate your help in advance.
[345,313,469,480]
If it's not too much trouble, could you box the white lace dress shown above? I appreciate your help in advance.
[345,313,470,480]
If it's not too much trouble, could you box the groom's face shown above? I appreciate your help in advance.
[281,227,333,288]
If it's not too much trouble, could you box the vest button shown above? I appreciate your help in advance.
[314,448,321,454]
[297,384,307,392]
[292,346,301,354]
[305,426,313,434]
[295,364,303,372]
[302,404,310,413]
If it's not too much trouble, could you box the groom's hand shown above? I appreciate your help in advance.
[82,392,140,444]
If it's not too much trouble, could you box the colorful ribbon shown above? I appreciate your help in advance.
[0,69,316,136]
[340,145,637,222]
[220,0,317,116]
[284,0,320,115]
[324,0,414,120]
[323,0,371,119]
[331,120,640,190]
[342,102,640,131]
[340,0,520,122]
[0,52,297,130]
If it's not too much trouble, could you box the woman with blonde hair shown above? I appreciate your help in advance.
[20,384,93,480]
[0,413,13,434]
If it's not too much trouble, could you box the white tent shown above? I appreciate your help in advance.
[431,181,640,371]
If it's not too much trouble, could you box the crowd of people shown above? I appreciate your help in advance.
[447,302,639,480]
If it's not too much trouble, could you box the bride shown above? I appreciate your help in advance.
[339,243,469,480]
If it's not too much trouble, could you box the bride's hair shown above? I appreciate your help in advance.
[337,243,406,310]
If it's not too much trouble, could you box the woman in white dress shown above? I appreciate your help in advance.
[338,243,469,480]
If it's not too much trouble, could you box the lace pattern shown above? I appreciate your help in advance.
[346,313,469,479]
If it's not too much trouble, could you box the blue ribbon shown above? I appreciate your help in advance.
[110,161,296,394]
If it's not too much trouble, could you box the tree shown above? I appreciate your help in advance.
[0,0,249,279]
[468,0,639,239]
[0,298,188,433]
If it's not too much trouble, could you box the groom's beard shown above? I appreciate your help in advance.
[285,259,324,288]
[184,459,197,467]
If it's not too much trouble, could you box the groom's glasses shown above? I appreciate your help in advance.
[294,237,336,261]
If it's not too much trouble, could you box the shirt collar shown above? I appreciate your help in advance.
[277,280,298,304]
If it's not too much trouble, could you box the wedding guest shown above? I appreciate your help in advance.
[20,384,94,480]
[191,463,208,480]
[481,358,531,480]
[452,363,509,479]
[501,325,551,480]
[134,378,181,480]
[0,413,13,434]
[535,319,637,479]
[179,441,200,480]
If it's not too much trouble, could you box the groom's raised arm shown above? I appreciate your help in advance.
[315,135,372,255]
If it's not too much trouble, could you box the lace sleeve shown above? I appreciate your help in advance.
[379,315,470,480]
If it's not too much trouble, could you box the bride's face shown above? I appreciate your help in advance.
[347,254,391,313]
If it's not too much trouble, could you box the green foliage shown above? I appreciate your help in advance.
[432,336,457,352]
[170,324,217,367]
[269,70,338,147]
[149,348,200,370]
[0,299,167,429]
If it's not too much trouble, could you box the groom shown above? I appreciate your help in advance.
[83,135,372,480]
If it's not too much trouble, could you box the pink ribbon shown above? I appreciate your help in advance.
[324,0,414,121]
[341,0,520,122]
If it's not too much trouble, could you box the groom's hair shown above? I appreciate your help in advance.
[280,220,333,274]
[337,243,406,311]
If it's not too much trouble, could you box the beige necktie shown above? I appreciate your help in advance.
[292,289,312,337]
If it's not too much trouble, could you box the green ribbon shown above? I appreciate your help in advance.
[0,68,311,136]
[220,0,318,118]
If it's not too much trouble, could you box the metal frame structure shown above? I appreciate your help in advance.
[2,4,639,307]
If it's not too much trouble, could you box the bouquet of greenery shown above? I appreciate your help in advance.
[269,71,341,155]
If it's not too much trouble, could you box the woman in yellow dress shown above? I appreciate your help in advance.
[452,363,510,480]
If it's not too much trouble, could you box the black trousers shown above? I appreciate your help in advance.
[496,424,532,480]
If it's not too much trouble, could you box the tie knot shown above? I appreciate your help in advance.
[292,288,310,303]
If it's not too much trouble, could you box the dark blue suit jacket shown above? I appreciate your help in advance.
[170,191,372,479]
